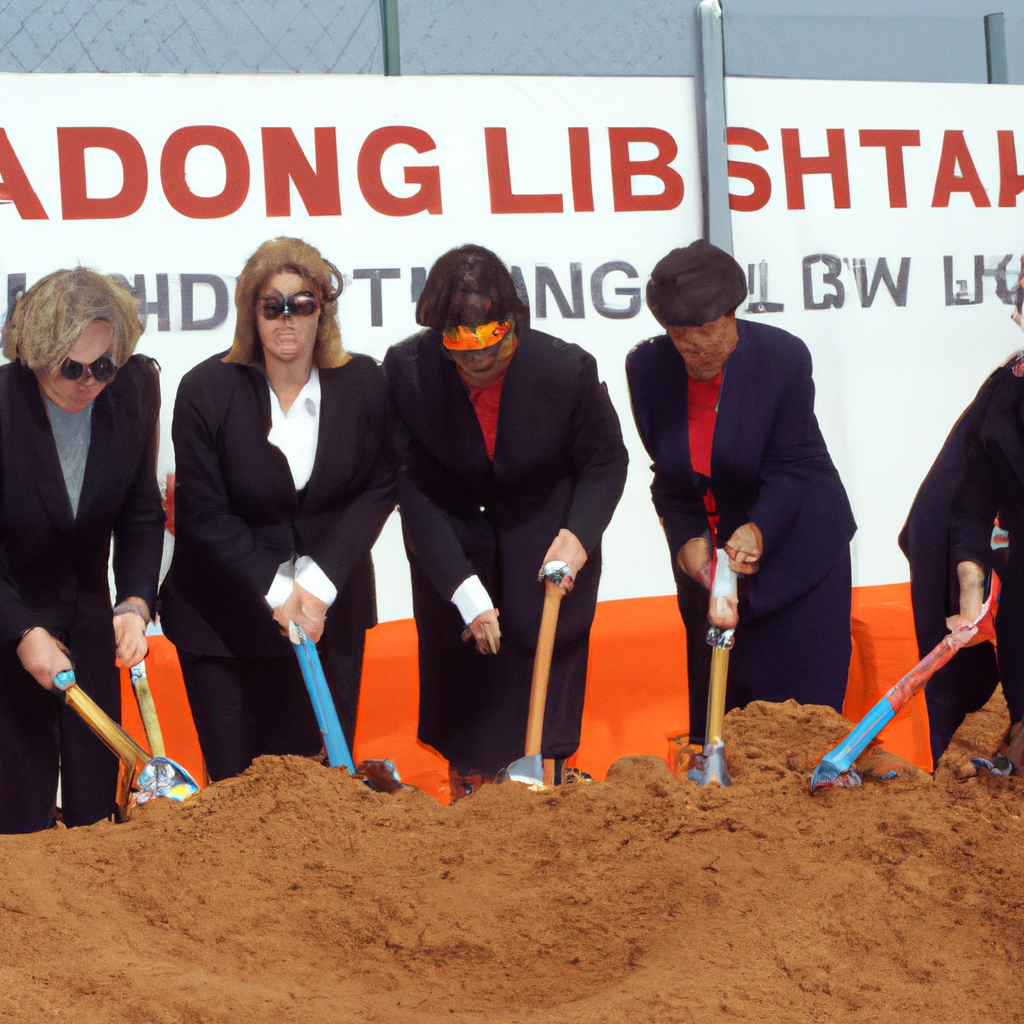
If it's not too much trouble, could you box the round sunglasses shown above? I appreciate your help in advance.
[60,352,117,383]
[259,291,320,320]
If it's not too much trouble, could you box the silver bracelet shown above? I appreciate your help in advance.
[112,601,148,623]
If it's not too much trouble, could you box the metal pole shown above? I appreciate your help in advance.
[985,13,1008,85]
[380,0,401,76]
[694,0,732,254]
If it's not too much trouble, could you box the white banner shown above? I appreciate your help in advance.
[0,73,1021,620]
[726,78,1024,589]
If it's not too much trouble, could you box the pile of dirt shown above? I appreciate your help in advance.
[1,694,1021,1024]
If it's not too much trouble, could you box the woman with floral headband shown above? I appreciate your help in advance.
[383,244,627,796]
[899,257,1024,773]
[159,237,395,781]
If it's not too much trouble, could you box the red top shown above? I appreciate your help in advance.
[687,369,722,478]
[463,375,505,460]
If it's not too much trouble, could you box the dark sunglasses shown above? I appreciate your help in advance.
[259,291,319,320]
[60,352,117,383]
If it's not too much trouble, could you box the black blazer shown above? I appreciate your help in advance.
[383,327,628,603]
[627,319,856,619]
[950,359,1024,572]
[0,357,164,675]
[159,353,396,659]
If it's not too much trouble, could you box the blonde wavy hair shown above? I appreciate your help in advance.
[223,237,348,369]
[3,268,142,374]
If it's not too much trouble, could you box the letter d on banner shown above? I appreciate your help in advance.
[58,127,147,220]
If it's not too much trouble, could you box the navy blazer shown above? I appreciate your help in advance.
[0,357,164,666]
[626,319,855,619]
[159,352,396,659]
[383,327,628,604]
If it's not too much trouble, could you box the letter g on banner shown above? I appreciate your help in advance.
[161,126,250,219]
[358,127,442,216]
[591,262,641,319]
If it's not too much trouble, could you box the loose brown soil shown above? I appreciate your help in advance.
[1,693,1021,1024]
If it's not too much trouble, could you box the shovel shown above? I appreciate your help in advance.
[288,621,405,793]
[501,560,571,787]
[129,659,166,758]
[289,621,357,773]
[809,598,992,792]
[51,669,199,814]
[687,551,737,787]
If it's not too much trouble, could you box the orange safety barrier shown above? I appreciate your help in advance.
[576,595,689,780]
[844,582,933,772]
[127,583,934,803]
[352,620,451,803]
[118,634,209,788]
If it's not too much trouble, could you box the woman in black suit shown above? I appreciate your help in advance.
[383,244,627,792]
[0,268,165,832]
[160,237,396,781]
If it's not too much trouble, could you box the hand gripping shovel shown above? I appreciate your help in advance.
[809,598,992,793]
[51,669,199,814]
[288,622,405,793]
[686,552,737,787]
[501,560,570,788]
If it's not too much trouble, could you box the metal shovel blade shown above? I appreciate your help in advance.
[503,753,544,787]
[686,739,733,787]
[355,757,407,794]
[809,757,842,791]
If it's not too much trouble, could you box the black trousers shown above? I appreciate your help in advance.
[413,536,601,777]
[179,646,363,782]
[0,641,120,834]
[924,554,1024,764]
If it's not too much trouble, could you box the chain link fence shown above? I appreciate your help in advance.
[0,0,383,73]
[0,1,1020,81]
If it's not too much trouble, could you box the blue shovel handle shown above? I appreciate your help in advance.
[288,621,356,774]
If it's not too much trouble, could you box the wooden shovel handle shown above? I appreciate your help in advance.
[131,663,166,758]
[65,685,151,773]
[705,647,730,747]
[524,578,565,757]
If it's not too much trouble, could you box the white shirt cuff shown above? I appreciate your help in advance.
[294,556,338,608]
[451,575,494,625]
[265,565,295,609]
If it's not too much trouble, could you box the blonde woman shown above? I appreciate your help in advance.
[0,268,164,832]
[159,238,395,781]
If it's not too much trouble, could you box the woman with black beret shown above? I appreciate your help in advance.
[626,239,856,745]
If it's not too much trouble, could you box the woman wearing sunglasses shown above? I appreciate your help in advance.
[899,257,1024,773]
[159,237,395,781]
[0,268,165,832]
[383,244,628,796]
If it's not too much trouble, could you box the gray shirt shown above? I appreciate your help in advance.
[46,397,92,518]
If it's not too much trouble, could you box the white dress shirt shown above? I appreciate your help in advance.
[451,575,495,624]
[264,368,338,609]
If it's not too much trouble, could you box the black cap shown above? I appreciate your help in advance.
[646,239,747,327]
